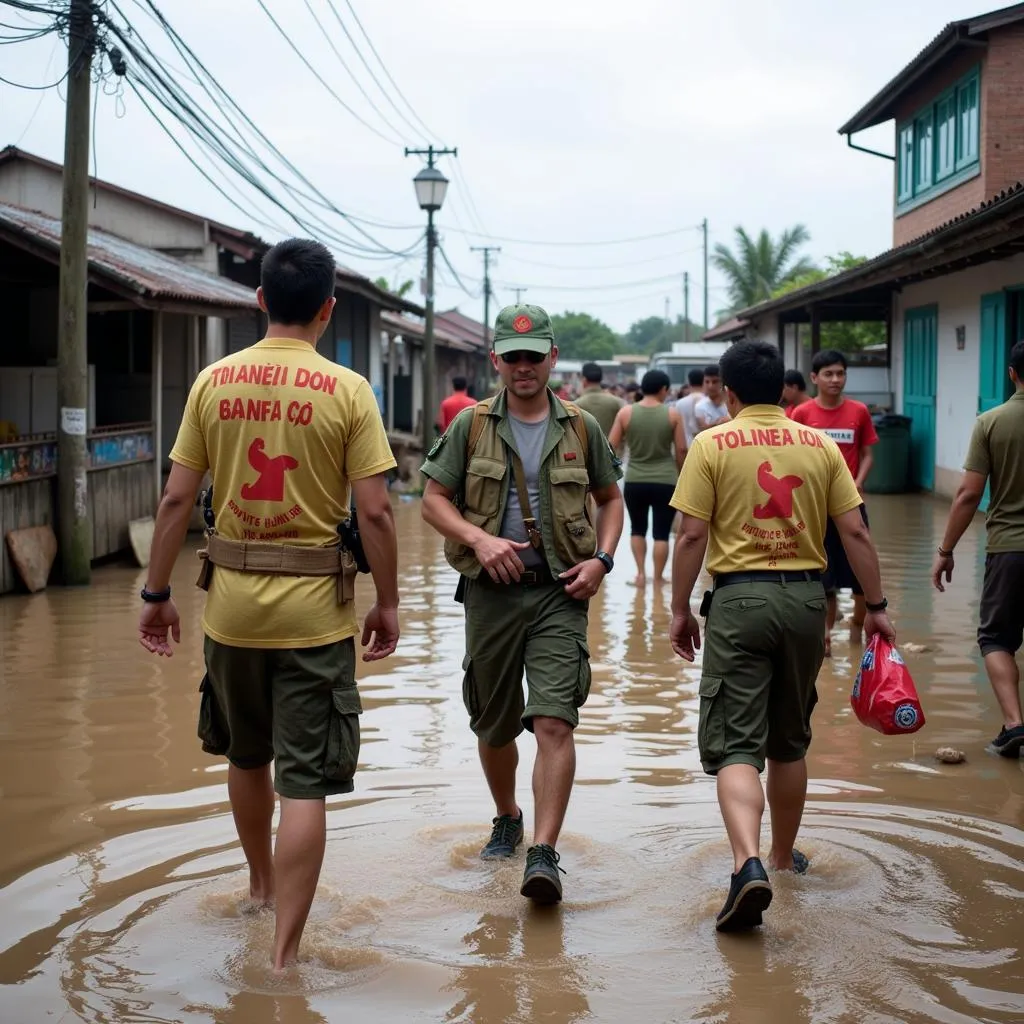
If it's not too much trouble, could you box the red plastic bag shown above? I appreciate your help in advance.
[851,634,926,735]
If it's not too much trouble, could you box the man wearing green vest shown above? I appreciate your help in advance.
[421,305,624,904]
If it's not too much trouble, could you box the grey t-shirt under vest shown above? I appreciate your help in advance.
[500,413,548,568]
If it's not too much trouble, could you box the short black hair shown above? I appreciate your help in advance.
[783,369,806,390]
[811,349,847,374]
[452,375,467,391]
[720,340,784,406]
[687,368,705,387]
[260,238,336,325]
[1011,339,1024,378]
[703,364,721,380]
[641,369,671,395]
[582,361,603,383]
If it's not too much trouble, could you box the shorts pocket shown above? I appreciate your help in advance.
[574,639,592,708]
[461,654,479,717]
[197,674,229,756]
[324,687,362,783]
[698,675,725,764]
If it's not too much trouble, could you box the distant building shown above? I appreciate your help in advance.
[703,3,1024,499]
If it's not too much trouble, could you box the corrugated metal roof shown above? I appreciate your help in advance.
[380,310,475,351]
[0,201,259,310]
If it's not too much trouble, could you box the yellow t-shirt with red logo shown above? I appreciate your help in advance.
[670,404,862,575]
[170,337,396,648]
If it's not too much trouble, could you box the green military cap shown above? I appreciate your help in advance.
[492,304,554,356]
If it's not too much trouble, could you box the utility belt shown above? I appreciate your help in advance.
[699,569,822,616]
[196,485,368,605]
[196,533,358,604]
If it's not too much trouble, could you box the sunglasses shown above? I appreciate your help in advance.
[499,350,547,365]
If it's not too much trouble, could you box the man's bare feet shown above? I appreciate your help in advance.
[652,576,666,585]
[824,633,832,658]
[627,575,646,587]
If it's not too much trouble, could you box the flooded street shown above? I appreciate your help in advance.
[1,494,1022,1024]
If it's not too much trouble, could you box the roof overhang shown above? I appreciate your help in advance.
[717,182,1024,328]
[838,3,1024,135]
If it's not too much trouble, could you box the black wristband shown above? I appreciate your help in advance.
[865,597,888,613]
[937,545,954,557]
[141,586,171,603]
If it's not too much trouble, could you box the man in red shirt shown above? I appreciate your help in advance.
[438,376,476,433]
[790,350,878,653]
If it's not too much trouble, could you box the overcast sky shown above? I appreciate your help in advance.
[0,0,986,332]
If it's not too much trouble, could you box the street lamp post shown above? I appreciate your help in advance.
[405,145,456,455]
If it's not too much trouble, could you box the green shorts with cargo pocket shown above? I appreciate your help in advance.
[697,580,826,775]
[461,573,592,748]
[199,636,361,799]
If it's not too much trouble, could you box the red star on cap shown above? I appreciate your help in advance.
[513,315,532,334]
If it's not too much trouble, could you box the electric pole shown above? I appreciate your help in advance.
[57,0,95,584]
[664,296,670,324]
[404,145,457,456]
[471,245,500,392]
[513,287,527,304]
[702,218,709,331]
[684,272,690,345]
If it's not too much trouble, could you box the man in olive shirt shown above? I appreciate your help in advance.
[669,340,894,933]
[932,339,1024,758]
[574,362,623,438]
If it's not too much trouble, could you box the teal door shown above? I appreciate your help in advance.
[903,306,938,491]
[978,292,1009,511]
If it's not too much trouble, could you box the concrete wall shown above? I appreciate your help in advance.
[0,162,211,252]
[893,252,1024,496]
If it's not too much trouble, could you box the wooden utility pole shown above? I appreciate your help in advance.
[684,271,690,344]
[57,0,95,584]
[702,218,709,332]
[471,244,500,390]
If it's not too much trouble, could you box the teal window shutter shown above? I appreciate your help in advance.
[897,123,915,202]
[915,112,934,191]
[957,74,979,168]
[935,92,956,180]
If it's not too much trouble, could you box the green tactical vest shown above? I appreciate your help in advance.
[444,390,596,578]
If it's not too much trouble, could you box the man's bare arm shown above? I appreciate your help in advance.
[146,462,206,591]
[351,473,399,609]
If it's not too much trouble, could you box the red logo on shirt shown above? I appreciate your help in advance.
[240,438,299,502]
[564,451,577,461]
[513,315,533,334]
[753,460,803,520]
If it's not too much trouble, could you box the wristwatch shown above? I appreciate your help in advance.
[865,597,888,612]
[141,586,172,603]
[594,551,614,574]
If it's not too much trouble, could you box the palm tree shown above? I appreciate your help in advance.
[711,225,817,318]
[374,276,415,298]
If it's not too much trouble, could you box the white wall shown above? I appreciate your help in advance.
[894,253,1024,487]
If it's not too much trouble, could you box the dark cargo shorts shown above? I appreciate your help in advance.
[697,579,826,775]
[978,551,1024,656]
[822,504,869,595]
[199,636,361,799]
[462,573,592,748]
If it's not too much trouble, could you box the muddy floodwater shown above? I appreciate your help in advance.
[1,495,1022,1023]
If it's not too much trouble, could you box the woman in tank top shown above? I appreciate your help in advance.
[608,369,687,586]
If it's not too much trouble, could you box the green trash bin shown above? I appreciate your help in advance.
[864,414,912,495]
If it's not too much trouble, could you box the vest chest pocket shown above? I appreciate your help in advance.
[548,465,596,564]
[464,456,507,517]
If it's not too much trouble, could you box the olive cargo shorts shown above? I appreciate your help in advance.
[698,580,826,775]
[199,636,361,799]
[462,575,592,747]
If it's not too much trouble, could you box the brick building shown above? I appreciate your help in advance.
[705,2,1024,500]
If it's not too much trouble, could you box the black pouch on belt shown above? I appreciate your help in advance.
[454,575,467,604]
[338,506,371,574]
[699,590,713,617]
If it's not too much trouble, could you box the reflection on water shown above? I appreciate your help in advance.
[1,495,1023,1023]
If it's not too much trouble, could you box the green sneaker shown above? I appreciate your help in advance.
[480,811,524,860]
[520,844,565,904]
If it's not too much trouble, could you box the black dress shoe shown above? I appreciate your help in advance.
[716,857,773,933]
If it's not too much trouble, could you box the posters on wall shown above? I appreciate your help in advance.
[0,431,154,484]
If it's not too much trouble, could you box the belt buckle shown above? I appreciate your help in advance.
[521,570,539,585]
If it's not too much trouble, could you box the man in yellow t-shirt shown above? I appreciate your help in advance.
[668,340,895,934]
[136,238,400,970]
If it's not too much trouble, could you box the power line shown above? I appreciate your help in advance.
[498,244,705,272]
[442,223,706,248]
[253,0,401,146]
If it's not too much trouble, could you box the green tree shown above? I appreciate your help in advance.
[620,315,709,355]
[374,276,414,298]
[712,225,817,317]
[772,252,885,352]
[549,311,620,360]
